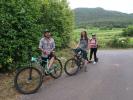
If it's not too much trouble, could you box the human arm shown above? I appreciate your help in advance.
[49,39,55,53]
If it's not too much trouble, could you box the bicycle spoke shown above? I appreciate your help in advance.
[15,67,42,94]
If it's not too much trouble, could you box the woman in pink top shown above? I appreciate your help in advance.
[89,34,98,64]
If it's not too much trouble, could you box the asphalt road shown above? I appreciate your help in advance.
[22,50,133,100]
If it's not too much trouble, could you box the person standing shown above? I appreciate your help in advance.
[89,33,98,64]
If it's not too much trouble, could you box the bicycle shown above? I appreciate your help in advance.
[64,48,87,76]
[14,52,63,94]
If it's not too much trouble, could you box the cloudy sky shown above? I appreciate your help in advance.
[68,0,133,14]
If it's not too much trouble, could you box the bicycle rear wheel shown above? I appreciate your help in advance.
[50,58,63,79]
[64,58,79,76]
[14,67,43,94]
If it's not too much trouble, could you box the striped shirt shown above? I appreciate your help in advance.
[89,38,97,48]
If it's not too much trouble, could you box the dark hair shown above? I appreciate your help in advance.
[80,31,88,41]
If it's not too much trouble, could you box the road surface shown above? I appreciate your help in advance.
[22,50,133,100]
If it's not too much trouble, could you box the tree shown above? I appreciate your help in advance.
[39,0,74,48]
[0,0,42,72]
[0,0,74,72]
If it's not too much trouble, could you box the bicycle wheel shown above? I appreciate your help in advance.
[14,67,43,94]
[64,58,79,76]
[50,58,63,79]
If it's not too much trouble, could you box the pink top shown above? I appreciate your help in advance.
[89,38,97,48]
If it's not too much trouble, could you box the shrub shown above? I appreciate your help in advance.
[107,37,130,48]
[0,0,74,72]
[122,26,133,37]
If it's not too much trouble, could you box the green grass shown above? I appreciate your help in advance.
[70,28,132,48]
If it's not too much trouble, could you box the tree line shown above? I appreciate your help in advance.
[74,8,133,29]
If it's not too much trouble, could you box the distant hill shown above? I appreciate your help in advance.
[73,7,133,28]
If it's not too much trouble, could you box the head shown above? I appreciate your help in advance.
[80,31,88,40]
[43,29,51,38]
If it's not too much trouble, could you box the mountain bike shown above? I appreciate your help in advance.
[14,53,62,94]
[64,48,87,76]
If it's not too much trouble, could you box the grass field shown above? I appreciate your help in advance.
[70,28,133,48]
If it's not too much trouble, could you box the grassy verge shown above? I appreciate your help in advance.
[0,74,21,100]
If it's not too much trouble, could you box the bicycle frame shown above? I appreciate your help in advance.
[72,49,85,67]
[31,57,57,75]
[31,56,47,64]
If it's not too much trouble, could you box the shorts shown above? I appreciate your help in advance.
[41,52,56,66]
[41,52,55,61]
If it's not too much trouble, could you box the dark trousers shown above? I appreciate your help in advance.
[89,48,97,62]
[75,48,88,61]
[82,50,88,61]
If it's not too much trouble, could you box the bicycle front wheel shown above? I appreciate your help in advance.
[50,58,63,79]
[64,58,79,76]
[14,67,43,94]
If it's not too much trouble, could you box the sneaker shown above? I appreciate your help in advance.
[93,61,96,64]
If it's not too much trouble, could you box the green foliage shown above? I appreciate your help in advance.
[39,0,74,49]
[71,28,133,48]
[129,38,133,47]
[122,26,133,36]
[0,0,74,72]
[0,0,42,72]
[99,26,113,30]
[107,37,130,48]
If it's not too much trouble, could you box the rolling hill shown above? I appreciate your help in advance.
[73,7,133,27]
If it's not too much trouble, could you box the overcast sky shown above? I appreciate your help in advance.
[68,0,133,14]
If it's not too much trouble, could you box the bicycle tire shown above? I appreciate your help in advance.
[14,67,43,94]
[50,58,63,79]
[64,58,79,76]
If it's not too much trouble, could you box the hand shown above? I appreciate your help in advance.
[43,50,49,55]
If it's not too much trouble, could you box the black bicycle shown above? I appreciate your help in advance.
[14,53,62,94]
[64,48,87,76]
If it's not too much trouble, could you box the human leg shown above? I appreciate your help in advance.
[89,48,93,61]
[94,48,97,62]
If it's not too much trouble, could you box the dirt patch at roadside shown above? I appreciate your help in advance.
[0,74,21,100]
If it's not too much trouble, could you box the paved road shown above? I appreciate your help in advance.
[22,50,133,100]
